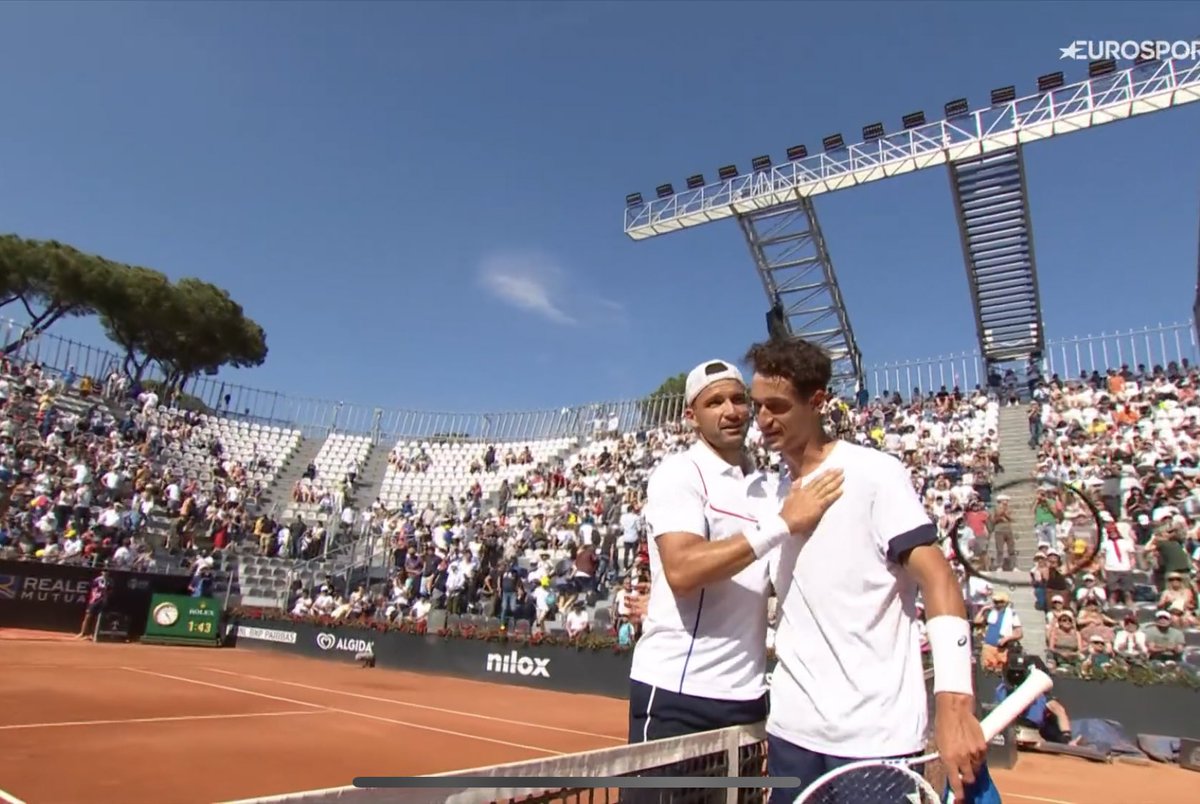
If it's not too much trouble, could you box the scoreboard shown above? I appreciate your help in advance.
[142,594,221,646]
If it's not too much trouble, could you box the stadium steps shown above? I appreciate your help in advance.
[948,147,1045,363]
[255,434,326,512]
[993,403,1045,653]
[354,444,394,511]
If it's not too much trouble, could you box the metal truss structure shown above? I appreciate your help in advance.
[1195,202,1200,342]
[948,147,1044,365]
[624,58,1200,239]
[740,200,863,390]
[621,56,1200,383]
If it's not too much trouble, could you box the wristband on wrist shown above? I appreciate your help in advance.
[926,615,974,695]
[744,514,791,559]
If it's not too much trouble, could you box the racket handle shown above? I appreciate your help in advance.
[978,667,1054,741]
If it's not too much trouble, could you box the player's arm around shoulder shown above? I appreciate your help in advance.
[646,456,778,598]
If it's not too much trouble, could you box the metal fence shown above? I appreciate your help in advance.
[4,318,1195,443]
[0,318,682,443]
[864,322,1197,400]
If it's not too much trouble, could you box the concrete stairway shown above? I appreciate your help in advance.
[353,442,394,510]
[993,403,1045,653]
[255,434,325,513]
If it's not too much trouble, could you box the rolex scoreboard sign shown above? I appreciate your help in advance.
[141,594,221,646]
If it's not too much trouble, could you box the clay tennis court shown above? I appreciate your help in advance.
[0,634,1191,804]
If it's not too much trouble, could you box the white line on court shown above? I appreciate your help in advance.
[0,709,319,732]
[205,666,625,743]
[125,667,563,756]
[0,788,26,804]
[124,668,328,709]
[1004,795,1076,804]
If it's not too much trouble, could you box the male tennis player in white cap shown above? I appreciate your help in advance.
[741,338,988,803]
[627,358,843,744]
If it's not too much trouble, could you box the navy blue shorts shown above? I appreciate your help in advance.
[627,680,768,804]
[766,732,925,804]
[628,679,768,743]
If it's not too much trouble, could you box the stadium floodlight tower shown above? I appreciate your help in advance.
[1195,168,1200,343]
[624,56,1200,392]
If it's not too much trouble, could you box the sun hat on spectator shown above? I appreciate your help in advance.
[1155,610,1171,621]
[684,360,745,406]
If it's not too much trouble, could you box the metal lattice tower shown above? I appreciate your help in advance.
[1194,190,1200,341]
[740,199,863,390]
[948,147,1044,365]
[623,57,1200,380]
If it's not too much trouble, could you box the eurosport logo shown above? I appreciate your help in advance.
[485,650,551,678]
[1060,40,1200,61]
[315,632,374,653]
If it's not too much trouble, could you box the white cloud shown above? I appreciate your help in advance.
[477,251,576,326]
[593,296,626,314]
[477,250,631,329]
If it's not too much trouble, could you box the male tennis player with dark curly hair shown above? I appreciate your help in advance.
[627,358,842,745]
[741,337,990,804]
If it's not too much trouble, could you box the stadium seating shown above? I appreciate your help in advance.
[1025,367,1200,666]
[378,437,577,510]
[157,411,300,494]
[3,346,1196,662]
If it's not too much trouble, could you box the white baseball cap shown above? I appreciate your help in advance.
[685,359,745,406]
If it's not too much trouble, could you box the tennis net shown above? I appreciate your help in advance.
[224,722,769,804]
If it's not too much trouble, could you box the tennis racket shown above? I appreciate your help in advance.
[792,667,1054,804]
[947,474,1107,588]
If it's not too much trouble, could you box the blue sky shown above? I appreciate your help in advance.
[1,1,1197,414]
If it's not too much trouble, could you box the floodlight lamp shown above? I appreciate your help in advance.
[686,174,705,190]
[785,144,808,160]
[944,98,969,118]
[822,133,844,152]
[717,164,739,181]
[862,122,884,141]
[750,155,772,172]
[1134,52,1158,66]
[625,192,643,207]
[1037,72,1064,92]
[901,111,925,129]
[1088,58,1116,78]
[990,86,1016,105]
[655,183,674,199]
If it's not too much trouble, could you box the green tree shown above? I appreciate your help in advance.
[0,234,269,387]
[96,263,177,380]
[0,236,118,354]
[152,278,268,389]
[638,372,686,428]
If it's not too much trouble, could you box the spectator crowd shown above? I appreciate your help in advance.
[1020,363,1199,667]
[3,347,1196,670]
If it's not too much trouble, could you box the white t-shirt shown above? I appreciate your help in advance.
[629,441,770,702]
[1102,534,1135,573]
[752,441,936,758]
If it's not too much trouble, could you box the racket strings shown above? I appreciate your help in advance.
[796,763,941,804]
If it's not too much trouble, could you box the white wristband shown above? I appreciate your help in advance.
[744,514,790,559]
[926,615,974,695]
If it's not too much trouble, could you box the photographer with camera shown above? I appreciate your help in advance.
[995,648,1075,746]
